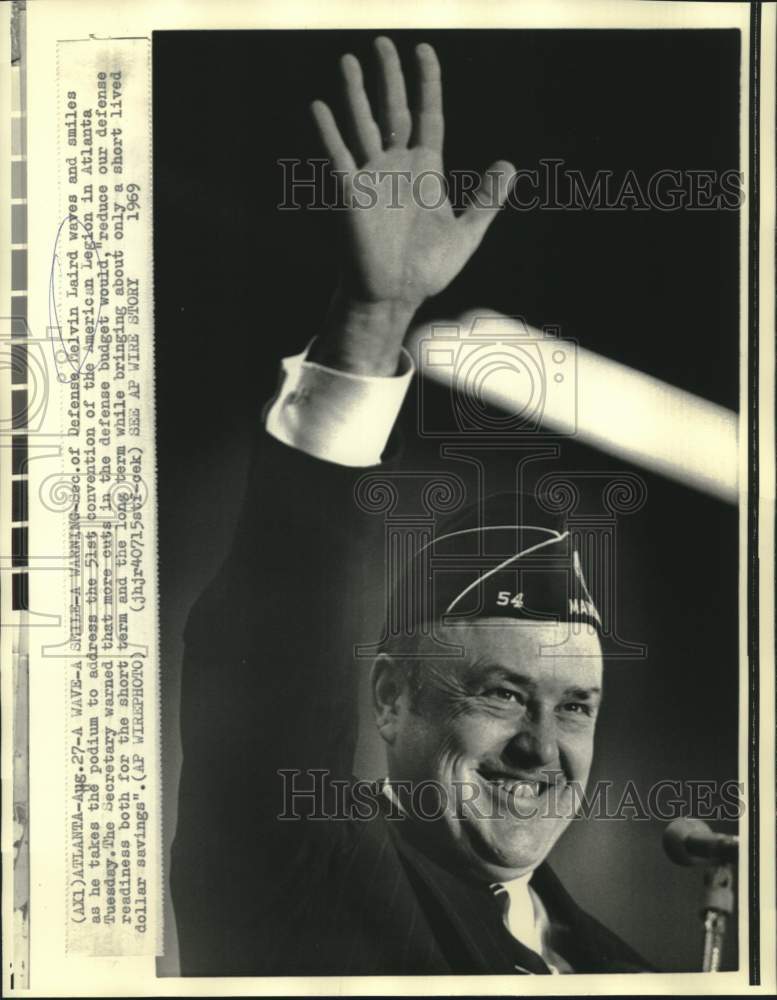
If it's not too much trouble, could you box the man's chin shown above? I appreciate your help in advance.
[459,821,556,880]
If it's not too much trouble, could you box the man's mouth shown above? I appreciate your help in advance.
[476,767,558,799]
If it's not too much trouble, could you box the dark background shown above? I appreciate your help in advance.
[153,29,740,975]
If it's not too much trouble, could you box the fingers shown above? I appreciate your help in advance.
[340,53,383,163]
[413,42,444,153]
[374,36,412,147]
[460,160,516,244]
[310,100,356,175]
[316,39,444,165]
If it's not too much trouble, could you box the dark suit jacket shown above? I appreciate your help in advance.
[171,431,652,976]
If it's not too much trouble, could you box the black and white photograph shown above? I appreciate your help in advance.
[2,2,774,996]
[155,25,743,978]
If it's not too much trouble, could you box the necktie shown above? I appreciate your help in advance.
[491,883,552,975]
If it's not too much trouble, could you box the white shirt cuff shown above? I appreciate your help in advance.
[264,343,415,467]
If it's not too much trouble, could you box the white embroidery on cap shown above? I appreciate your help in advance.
[444,529,570,614]
[417,524,561,557]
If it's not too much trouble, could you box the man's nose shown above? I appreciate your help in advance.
[504,712,557,769]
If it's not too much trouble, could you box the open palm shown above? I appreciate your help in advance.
[312,38,515,309]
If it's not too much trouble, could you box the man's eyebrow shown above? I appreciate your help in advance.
[468,661,536,688]
[561,686,602,700]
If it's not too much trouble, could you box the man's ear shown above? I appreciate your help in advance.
[371,653,409,745]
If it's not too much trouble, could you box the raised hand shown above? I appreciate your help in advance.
[309,37,515,375]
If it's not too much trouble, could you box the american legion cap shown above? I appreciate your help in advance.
[381,490,602,646]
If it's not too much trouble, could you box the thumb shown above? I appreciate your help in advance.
[460,159,516,245]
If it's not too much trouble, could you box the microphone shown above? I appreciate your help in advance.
[663,818,738,866]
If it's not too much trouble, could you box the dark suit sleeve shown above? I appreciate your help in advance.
[171,428,388,973]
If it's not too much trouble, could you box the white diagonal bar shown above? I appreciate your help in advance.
[409,311,738,504]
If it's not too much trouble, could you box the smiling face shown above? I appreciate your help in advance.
[372,619,603,882]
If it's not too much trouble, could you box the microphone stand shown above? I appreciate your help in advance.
[700,863,734,972]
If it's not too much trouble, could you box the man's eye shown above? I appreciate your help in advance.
[561,702,593,716]
[485,688,524,704]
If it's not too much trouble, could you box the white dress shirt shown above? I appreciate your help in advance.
[493,875,571,974]
[265,342,414,466]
